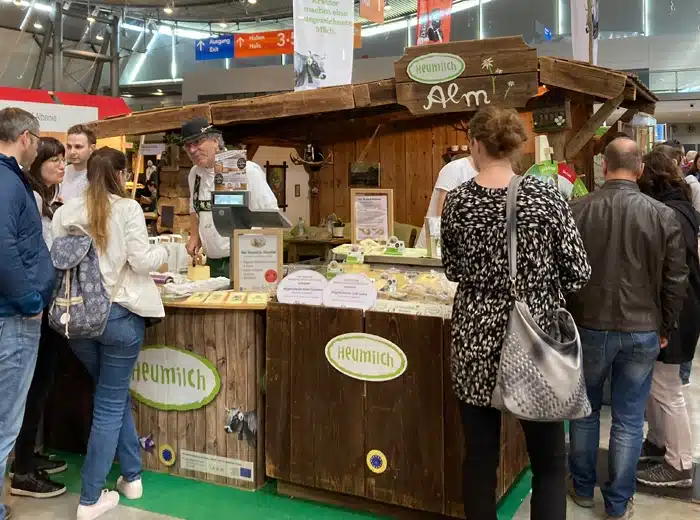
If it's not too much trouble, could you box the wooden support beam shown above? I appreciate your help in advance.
[565,93,624,161]
[594,108,639,155]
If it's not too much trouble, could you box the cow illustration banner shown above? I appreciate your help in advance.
[293,0,355,92]
[360,0,384,24]
[415,0,453,46]
[570,0,599,64]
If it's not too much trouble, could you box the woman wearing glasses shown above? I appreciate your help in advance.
[9,137,70,500]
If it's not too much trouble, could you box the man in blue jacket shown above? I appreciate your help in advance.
[0,107,55,520]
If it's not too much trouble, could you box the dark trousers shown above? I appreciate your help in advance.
[13,310,62,475]
[459,402,567,520]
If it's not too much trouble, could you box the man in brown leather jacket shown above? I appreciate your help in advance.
[566,137,688,520]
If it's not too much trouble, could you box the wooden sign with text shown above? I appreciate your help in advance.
[394,36,539,116]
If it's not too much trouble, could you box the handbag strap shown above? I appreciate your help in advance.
[506,175,524,296]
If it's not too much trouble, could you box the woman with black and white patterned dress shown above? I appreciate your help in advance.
[441,107,591,520]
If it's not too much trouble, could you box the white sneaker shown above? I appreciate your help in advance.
[116,476,143,500]
[76,490,120,520]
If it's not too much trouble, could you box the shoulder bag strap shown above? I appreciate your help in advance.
[506,175,523,296]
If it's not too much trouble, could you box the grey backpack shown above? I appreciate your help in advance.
[49,231,126,339]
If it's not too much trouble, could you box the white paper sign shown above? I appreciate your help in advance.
[235,232,281,292]
[323,274,377,310]
[139,143,166,156]
[180,450,254,482]
[293,0,354,91]
[276,269,328,306]
[354,195,389,242]
[0,100,98,133]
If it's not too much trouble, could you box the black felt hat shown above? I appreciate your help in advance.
[179,117,221,145]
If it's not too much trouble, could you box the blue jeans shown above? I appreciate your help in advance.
[569,328,660,518]
[679,361,691,385]
[70,305,144,506]
[0,315,41,519]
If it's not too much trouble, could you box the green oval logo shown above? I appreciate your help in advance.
[325,333,407,382]
[407,53,465,85]
[130,345,221,411]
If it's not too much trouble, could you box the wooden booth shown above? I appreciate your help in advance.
[48,35,658,517]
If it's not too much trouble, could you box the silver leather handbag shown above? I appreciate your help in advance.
[491,175,591,421]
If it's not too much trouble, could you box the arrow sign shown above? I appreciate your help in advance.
[236,37,244,48]
[194,37,234,61]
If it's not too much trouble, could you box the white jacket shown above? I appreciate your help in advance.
[685,175,700,216]
[52,195,168,318]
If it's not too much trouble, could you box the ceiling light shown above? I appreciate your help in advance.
[153,91,165,96]
[87,16,95,23]
[122,93,133,97]
[12,0,22,5]
[163,6,173,14]
[248,0,257,4]
[218,22,227,28]
[33,22,42,29]
[157,88,163,93]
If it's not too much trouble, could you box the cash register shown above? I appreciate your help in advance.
[211,190,292,279]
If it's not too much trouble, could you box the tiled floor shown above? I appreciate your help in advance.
[1,490,181,520]
[515,357,700,519]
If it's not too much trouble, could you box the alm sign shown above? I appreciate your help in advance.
[130,346,221,411]
[407,53,465,85]
[325,333,407,382]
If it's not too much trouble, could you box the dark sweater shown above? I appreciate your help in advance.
[657,188,700,364]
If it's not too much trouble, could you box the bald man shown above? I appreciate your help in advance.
[566,138,688,519]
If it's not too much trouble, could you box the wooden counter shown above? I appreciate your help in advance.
[45,305,266,491]
[265,303,528,517]
[133,307,265,489]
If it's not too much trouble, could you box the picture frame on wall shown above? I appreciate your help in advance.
[350,188,394,244]
[265,161,288,210]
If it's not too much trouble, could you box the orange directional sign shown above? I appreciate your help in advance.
[234,27,362,59]
[234,30,294,58]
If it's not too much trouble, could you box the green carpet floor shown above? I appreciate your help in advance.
[49,452,531,520]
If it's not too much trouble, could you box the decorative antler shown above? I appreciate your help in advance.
[452,120,469,134]
[290,150,334,167]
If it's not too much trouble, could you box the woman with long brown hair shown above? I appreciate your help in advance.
[9,138,69,500]
[52,147,168,520]
[635,149,699,489]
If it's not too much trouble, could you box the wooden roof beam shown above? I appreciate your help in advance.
[539,56,627,101]
[565,92,625,160]
[88,104,212,139]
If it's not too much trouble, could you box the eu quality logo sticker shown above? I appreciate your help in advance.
[325,333,407,382]
[367,450,387,474]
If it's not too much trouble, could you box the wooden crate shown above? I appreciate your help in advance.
[265,303,529,517]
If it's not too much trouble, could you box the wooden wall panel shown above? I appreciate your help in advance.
[405,128,434,227]
[134,309,265,490]
[377,132,407,224]
[364,312,445,513]
[332,141,356,222]
[288,305,366,496]
[318,162,335,224]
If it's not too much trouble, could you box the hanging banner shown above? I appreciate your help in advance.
[570,0,599,64]
[415,0,452,46]
[293,0,354,91]
[360,0,384,24]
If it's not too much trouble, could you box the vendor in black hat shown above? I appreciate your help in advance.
[181,117,278,278]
